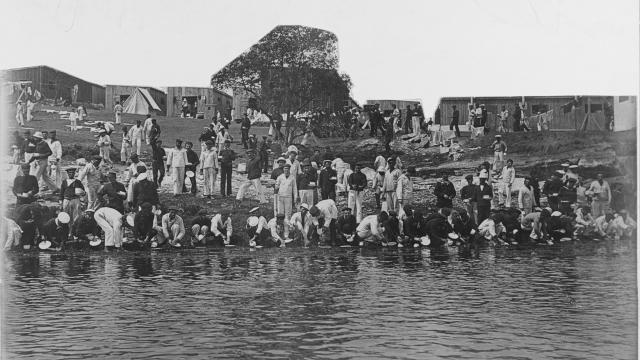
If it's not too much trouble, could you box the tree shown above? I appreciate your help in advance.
[211,25,352,116]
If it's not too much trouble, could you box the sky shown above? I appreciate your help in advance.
[1,0,638,113]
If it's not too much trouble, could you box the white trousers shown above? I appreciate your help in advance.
[236,178,266,203]
[348,190,364,223]
[132,137,142,156]
[94,207,123,247]
[203,167,217,196]
[172,167,185,195]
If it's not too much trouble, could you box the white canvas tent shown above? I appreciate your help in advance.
[122,88,161,115]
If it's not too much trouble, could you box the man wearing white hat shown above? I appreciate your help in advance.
[94,206,124,250]
[40,212,71,250]
[27,131,59,193]
[59,167,85,226]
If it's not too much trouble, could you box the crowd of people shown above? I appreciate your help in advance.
[3,103,636,252]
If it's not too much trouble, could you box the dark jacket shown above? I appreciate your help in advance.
[133,211,155,239]
[543,178,563,196]
[423,213,452,247]
[271,167,284,181]
[434,180,456,208]
[33,141,52,160]
[219,149,236,167]
[473,183,493,208]
[41,218,69,244]
[151,142,166,163]
[337,214,357,234]
[318,167,337,193]
[72,212,100,237]
[186,149,200,171]
[403,216,421,238]
[246,154,262,180]
[241,117,251,130]
[348,171,367,192]
[133,179,159,206]
[60,179,84,201]
[13,175,39,205]
[297,169,316,190]
[98,181,126,214]
[460,184,476,202]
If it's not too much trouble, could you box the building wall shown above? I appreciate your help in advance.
[2,66,105,104]
[166,87,232,118]
[613,96,637,131]
[105,85,166,115]
[438,96,611,131]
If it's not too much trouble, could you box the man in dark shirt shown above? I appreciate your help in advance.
[423,208,453,248]
[336,208,358,246]
[41,213,70,249]
[240,114,251,149]
[543,172,564,211]
[13,163,39,205]
[272,110,283,141]
[473,175,493,224]
[151,139,166,186]
[218,139,236,196]
[434,174,456,209]
[148,118,161,145]
[183,141,200,194]
[460,174,477,224]
[259,136,270,173]
[318,159,337,200]
[450,105,460,137]
[347,163,368,222]
[98,171,127,214]
[132,166,159,208]
[71,209,100,246]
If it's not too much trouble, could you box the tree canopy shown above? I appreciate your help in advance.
[211,25,351,113]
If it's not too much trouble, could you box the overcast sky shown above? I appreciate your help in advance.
[1,0,638,112]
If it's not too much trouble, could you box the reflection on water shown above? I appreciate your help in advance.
[3,245,637,359]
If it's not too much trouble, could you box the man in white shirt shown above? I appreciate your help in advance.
[267,214,286,247]
[143,114,154,145]
[587,174,611,217]
[499,159,515,207]
[199,140,219,199]
[290,203,312,246]
[128,120,144,156]
[356,213,387,244]
[309,199,338,246]
[166,139,188,196]
[124,154,145,203]
[211,210,233,245]
[114,101,123,124]
[498,106,509,133]
[46,130,63,188]
[97,130,112,165]
[246,210,271,247]
[68,109,79,132]
[275,164,298,239]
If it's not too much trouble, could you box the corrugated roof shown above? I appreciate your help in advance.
[1,65,105,89]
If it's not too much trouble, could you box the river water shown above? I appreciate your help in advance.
[2,244,637,359]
